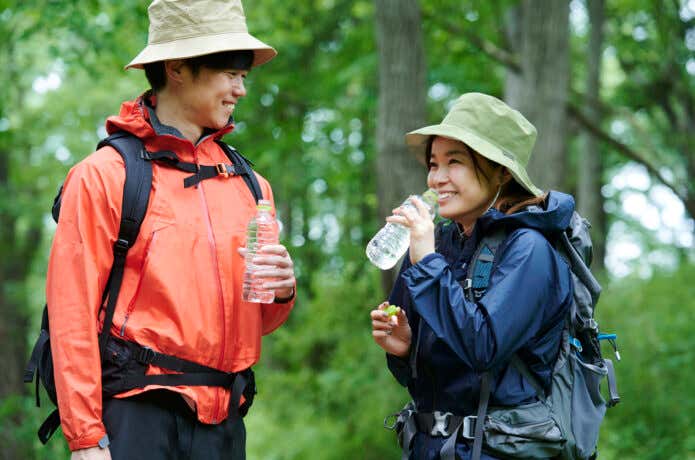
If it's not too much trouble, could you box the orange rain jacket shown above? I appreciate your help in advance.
[46,94,295,451]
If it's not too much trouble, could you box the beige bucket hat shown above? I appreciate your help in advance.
[126,0,277,69]
[406,92,543,197]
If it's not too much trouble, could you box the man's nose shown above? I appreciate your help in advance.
[233,80,246,97]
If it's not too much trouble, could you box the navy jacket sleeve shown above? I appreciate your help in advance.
[401,228,572,371]
[385,256,416,387]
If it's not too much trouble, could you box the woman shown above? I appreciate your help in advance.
[370,93,575,459]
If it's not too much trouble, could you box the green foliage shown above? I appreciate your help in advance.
[246,263,405,459]
[597,264,695,459]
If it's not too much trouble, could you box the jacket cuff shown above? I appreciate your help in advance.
[67,429,107,451]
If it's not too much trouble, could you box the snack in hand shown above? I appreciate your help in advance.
[384,304,400,316]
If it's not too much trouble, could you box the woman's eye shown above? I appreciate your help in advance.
[448,159,460,165]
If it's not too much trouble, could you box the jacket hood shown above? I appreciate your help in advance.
[477,190,575,237]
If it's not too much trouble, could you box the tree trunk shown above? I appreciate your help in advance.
[504,0,570,192]
[578,0,607,271]
[374,0,427,293]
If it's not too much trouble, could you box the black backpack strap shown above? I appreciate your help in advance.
[95,132,152,357]
[216,141,263,203]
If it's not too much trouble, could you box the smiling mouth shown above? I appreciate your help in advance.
[438,192,457,200]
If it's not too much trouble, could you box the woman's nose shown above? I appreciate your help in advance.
[427,169,447,188]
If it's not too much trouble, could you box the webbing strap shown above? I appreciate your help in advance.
[121,372,236,390]
[96,133,152,358]
[37,409,61,445]
[472,372,491,460]
[510,354,547,401]
[399,414,418,460]
[217,141,262,203]
[604,358,620,407]
[439,418,464,460]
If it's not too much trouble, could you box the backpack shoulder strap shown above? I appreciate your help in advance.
[216,141,263,204]
[95,131,152,355]
[464,227,507,302]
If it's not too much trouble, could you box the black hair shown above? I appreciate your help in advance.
[143,50,255,93]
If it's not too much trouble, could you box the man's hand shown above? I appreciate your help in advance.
[71,446,112,460]
[238,244,295,301]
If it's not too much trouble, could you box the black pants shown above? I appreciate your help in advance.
[103,390,246,460]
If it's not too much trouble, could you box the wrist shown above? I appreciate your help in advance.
[274,288,295,303]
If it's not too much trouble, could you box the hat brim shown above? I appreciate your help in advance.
[406,124,543,197]
[125,32,277,69]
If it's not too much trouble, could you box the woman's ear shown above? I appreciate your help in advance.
[498,168,513,187]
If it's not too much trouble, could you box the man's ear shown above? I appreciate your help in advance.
[164,59,186,85]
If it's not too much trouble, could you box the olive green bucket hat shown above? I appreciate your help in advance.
[406,92,543,196]
[126,0,277,70]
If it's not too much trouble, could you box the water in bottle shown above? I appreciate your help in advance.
[365,189,438,270]
[243,200,279,303]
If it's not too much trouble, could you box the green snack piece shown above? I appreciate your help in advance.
[384,305,399,316]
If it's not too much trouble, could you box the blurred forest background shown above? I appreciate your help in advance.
[1,0,694,459]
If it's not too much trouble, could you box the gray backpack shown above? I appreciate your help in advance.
[463,210,620,459]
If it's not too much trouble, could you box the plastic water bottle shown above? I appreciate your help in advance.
[366,189,439,270]
[243,200,279,303]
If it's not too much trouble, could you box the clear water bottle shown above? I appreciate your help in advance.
[365,189,439,270]
[243,200,279,303]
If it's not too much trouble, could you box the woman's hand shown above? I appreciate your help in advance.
[386,196,435,265]
[370,302,411,357]
[238,244,296,301]
[70,447,112,460]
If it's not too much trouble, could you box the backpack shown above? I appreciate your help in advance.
[386,210,620,460]
[460,210,620,460]
[24,131,263,444]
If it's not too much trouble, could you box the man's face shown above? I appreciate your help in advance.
[178,65,248,132]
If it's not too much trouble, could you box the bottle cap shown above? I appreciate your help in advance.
[257,199,272,211]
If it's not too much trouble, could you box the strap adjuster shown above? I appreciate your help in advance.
[216,163,229,178]
[461,415,477,439]
[113,238,129,256]
[136,346,156,365]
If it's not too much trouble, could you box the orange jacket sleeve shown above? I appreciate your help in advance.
[46,149,123,450]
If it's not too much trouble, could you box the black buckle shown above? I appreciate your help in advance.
[113,238,129,256]
[136,346,156,365]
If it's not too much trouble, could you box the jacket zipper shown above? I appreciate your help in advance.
[197,180,227,424]
[120,231,157,336]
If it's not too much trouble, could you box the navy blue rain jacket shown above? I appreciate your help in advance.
[386,191,575,458]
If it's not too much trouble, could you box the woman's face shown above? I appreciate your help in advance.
[426,136,503,231]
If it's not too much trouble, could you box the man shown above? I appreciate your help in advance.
[47,1,295,459]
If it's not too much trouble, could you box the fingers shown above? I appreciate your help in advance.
[253,244,293,268]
